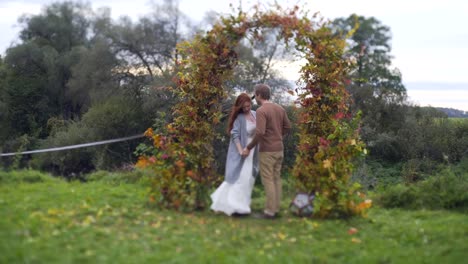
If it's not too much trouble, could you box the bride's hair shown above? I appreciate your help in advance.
[227,93,252,134]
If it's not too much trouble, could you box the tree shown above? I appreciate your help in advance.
[1,0,185,137]
[227,29,293,103]
[332,14,406,101]
[2,1,93,141]
[199,10,293,103]
[19,2,91,53]
[66,38,120,113]
[331,15,408,161]
[96,0,186,79]
[3,42,53,138]
[0,56,9,142]
[1,0,190,171]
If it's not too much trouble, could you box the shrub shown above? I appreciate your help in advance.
[30,121,96,176]
[0,134,39,169]
[375,167,468,211]
[0,169,57,183]
[81,96,150,170]
[30,95,153,176]
[453,156,468,177]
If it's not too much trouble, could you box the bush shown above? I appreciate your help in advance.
[80,96,151,170]
[362,106,467,165]
[453,156,468,177]
[30,121,96,177]
[0,134,39,169]
[0,169,58,183]
[31,95,153,176]
[401,158,443,184]
[375,166,468,211]
[351,160,403,189]
[365,131,403,162]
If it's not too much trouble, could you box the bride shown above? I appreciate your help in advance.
[210,93,259,216]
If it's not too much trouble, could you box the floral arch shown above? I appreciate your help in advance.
[137,6,369,218]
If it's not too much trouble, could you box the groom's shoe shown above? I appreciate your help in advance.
[231,212,250,218]
[253,212,277,220]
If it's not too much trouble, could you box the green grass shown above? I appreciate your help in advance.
[448,117,468,123]
[1,171,467,263]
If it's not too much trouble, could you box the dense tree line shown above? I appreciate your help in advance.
[0,1,293,175]
[330,14,467,187]
[0,1,185,173]
[0,1,466,183]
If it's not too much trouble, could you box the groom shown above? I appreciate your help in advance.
[242,84,291,219]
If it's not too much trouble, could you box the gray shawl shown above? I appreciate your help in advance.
[224,110,259,184]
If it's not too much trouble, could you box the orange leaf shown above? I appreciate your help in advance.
[175,160,185,168]
[348,227,358,235]
[144,128,154,137]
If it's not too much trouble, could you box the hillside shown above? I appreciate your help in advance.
[436,107,468,118]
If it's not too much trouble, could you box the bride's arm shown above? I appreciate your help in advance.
[231,118,243,155]
[235,142,243,155]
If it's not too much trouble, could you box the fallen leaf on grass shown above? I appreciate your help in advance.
[263,243,273,249]
[82,215,96,226]
[277,232,287,240]
[348,227,358,235]
[47,208,62,216]
[151,221,161,228]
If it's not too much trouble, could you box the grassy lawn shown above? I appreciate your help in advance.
[1,172,467,263]
[448,117,468,123]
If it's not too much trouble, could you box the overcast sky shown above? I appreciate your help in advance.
[1,0,467,111]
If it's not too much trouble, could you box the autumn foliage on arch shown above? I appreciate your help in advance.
[136,5,371,217]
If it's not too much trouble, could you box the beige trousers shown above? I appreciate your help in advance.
[259,151,284,215]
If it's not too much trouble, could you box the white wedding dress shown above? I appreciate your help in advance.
[210,120,256,215]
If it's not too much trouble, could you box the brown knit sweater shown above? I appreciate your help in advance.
[247,102,291,152]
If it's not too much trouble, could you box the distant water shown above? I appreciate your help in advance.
[404,82,468,112]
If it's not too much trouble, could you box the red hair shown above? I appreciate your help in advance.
[227,93,252,134]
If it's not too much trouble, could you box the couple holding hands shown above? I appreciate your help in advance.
[211,84,291,219]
